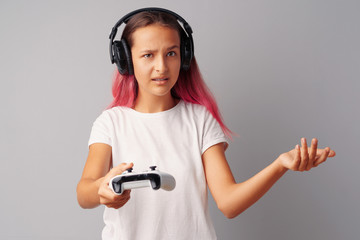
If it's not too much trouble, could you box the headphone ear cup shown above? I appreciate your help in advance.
[120,39,134,75]
[113,40,134,75]
[113,40,126,74]
[181,37,193,71]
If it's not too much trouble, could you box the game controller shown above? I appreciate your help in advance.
[109,166,176,195]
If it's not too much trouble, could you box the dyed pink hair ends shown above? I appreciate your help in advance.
[107,57,232,138]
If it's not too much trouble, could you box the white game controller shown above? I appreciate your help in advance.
[109,166,176,195]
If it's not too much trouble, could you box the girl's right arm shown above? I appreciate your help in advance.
[76,143,133,209]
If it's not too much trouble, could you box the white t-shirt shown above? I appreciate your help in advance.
[88,100,228,240]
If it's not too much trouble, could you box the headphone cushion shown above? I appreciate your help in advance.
[181,37,193,71]
[113,40,134,75]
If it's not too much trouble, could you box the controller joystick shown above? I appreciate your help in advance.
[109,166,176,195]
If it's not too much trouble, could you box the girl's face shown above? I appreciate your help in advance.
[131,24,181,100]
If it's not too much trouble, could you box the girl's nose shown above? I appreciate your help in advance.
[154,56,168,73]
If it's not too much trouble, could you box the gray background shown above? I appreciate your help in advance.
[1,0,359,239]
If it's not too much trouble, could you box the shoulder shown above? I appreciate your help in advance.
[180,101,210,117]
[92,106,132,126]
[98,106,130,118]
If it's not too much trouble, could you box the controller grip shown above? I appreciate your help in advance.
[159,173,176,191]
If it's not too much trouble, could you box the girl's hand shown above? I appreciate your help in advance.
[98,162,134,209]
[278,138,336,171]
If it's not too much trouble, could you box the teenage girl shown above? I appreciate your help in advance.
[76,8,336,240]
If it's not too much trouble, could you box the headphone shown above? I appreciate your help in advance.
[109,7,194,75]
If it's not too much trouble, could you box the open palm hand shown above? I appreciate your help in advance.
[279,138,336,171]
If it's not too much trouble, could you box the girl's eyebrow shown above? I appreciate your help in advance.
[167,45,180,50]
[140,45,180,54]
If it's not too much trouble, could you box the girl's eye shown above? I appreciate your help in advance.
[167,51,176,57]
[143,54,152,58]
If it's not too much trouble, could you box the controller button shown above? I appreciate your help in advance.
[149,166,157,171]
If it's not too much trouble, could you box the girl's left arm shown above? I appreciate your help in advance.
[202,138,336,219]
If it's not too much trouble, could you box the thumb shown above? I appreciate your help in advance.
[328,149,336,157]
[112,162,134,175]
[105,162,134,182]
[316,148,336,158]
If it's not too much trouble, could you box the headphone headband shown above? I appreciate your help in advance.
[109,7,194,74]
[109,7,193,42]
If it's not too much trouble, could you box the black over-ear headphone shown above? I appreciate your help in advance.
[109,7,194,75]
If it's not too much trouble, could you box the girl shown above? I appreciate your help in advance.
[77,8,336,240]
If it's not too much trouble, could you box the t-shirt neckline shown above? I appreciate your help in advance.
[124,100,183,117]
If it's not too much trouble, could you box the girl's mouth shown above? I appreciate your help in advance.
[152,78,169,81]
[152,77,169,85]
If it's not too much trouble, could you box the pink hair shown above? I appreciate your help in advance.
[107,57,232,138]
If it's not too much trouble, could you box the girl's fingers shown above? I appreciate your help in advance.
[108,191,131,209]
[284,138,335,172]
[313,147,330,167]
[113,190,131,203]
[99,163,134,207]
[292,144,301,170]
[99,184,118,203]
[328,149,336,157]
[106,195,130,209]
[299,138,309,171]
[306,138,318,171]
[100,186,131,205]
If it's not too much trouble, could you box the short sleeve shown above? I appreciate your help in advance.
[88,111,113,147]
[201,110,229,154]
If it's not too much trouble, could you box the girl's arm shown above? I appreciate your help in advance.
[202,138,336,219]
[76,143,133,209]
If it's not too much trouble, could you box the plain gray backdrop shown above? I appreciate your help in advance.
[1,0,359,239]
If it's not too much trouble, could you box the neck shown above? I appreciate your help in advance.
[133,94,178,113]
